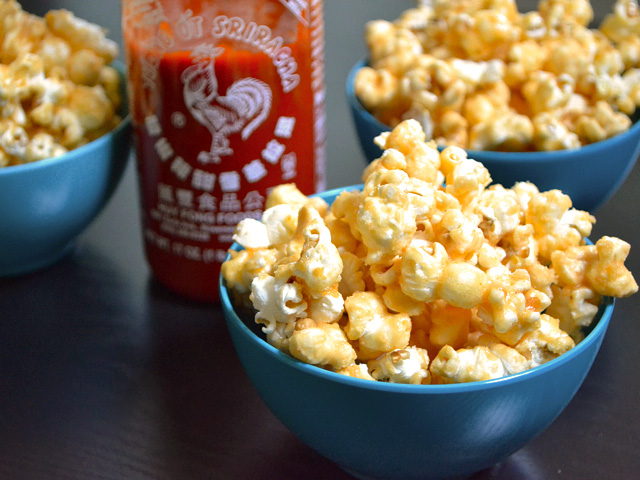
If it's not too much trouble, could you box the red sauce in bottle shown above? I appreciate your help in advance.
[123,1,325,302]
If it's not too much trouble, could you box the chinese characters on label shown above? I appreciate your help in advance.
[144,111,296,263]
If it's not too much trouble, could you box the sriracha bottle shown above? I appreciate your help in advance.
[122,0,326,302]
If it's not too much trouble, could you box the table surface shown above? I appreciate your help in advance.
[3,1,639,479]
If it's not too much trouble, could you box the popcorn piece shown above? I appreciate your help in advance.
[337,250,366,298]
[221,247,280,298]
[373,117,426,155]
[324,212,360,253]
[476,264,550,346]
[99,65,122,109]
[368,346,431,384]
[399,242,449,303]
[24,131,66,162]
[354,65,402,113]
[66,48,105,86]
[266,321,296,352]
[468,111,534,151]
[67,84,115,131]
[250,271,307,335]
[526,189,595,261]
[369,258,401,286]
[476,185,522,244]
[515,314,575,368]
[436,208,484,259]
[232,218,270,249]
[358,170,417,265]
[428,299,471,350]
[264,183,328,216]
[440,146,492,206]
[550,243,596,286]
[344,291,412,360]
[288,319,357,371]
[430,345,507,383]
[261,204,301,246]
[305,287,344,324]
[437,261,489,309]
[331,189,364,241]
[476,334,530,375]
[586,236,639,297]
[0,122,27,158]
[382,283,426,317]
[539,0,594,28]
[336,363,376,381]
[546,284,600,339]
[36,34,71,73]
[291,205,343,293]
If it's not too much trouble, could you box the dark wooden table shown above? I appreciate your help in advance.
[3,1,639,479]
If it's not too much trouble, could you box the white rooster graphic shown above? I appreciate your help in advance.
[181,44,273,164]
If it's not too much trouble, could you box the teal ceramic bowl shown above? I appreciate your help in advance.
[0,62,131,276]
[347,60,640,213]
[220,185,615,480]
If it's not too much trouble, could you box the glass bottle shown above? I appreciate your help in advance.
[122,0,326,302]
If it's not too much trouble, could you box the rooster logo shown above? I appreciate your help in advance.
[181,44,273,164]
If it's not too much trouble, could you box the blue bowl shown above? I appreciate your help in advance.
[347,60,640,212]
[0,62,132,276]
[220,185,615,480]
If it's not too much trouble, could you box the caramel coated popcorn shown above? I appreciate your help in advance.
[355,0,640,152]
[0,1,121,167]
[222,119,637,385]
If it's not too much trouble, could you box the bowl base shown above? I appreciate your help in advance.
[0,241,75,277]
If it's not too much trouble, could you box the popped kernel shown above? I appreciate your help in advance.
[289,319,357,371]
[368,346,431,384]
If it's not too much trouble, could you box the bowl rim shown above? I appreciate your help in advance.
[220,185,615,395]
[346,59,640,163]
[0,60,131,178]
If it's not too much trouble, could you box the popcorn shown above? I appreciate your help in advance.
[291,205,343,293]
[585,236,638,297]
[545,284,600,339]
[358,170,417,265]
[399,242,449,303]
[288,319,357,371]
[514,314,576,368]
[0,1,121,168]
[368,346,431,384]
[222,119,637,384]
[354,0,640,152]
[438,261,489,310]
[428,299,471,350]
[344,291,412,361]
[336,363,376,381]
[430,345,507,383]
[251,270,307,334]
